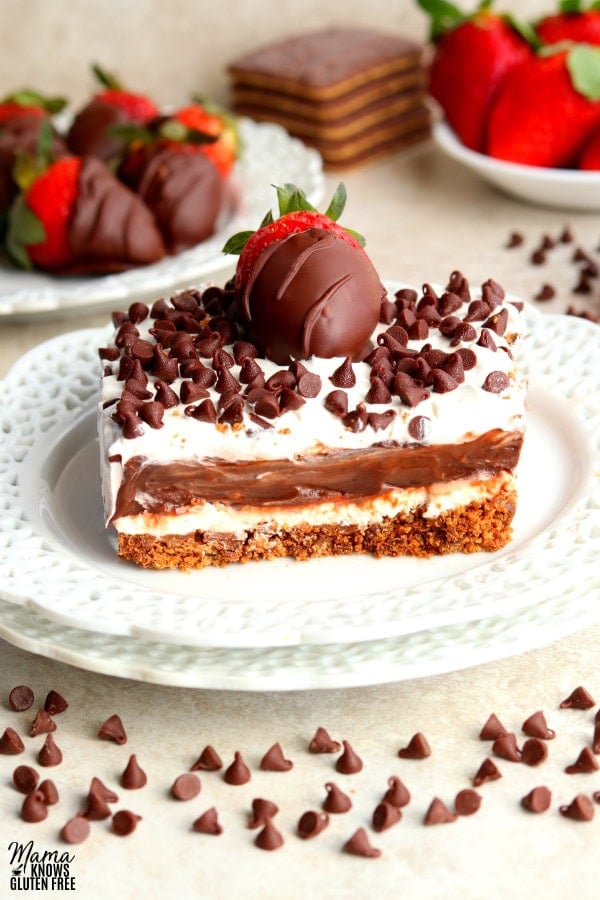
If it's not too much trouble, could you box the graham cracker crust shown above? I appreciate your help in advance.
[117,487,517,570]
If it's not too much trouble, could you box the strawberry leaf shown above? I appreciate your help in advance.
[109,123,154,144]
[416,0,468,40]
[559,0,582,11]
[5,196,45,269]
[324,182,347,221]
[2,89,66,114]
[567,44,600,100]
[504,14,541,49]
[158,119,219,145]
[344,227,365,248]
[275,183,317,216]
[222,230,255,255]
[92,64,122,91]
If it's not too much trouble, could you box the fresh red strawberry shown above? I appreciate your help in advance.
[161,100,240,177]
[536,1,600,46]
[486,45,600,166]
[222,183,363,294]
[0,89,66,125]
[578,124,600,167]
[418,0,533,151]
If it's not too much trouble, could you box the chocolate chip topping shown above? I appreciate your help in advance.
[61,816,91,845]
[521,738,548,767]
[13,765,39,794]
[247,797,279,829]
[30,709,56,737]
[521,710,555,740]
[37,733,62,767]
[121,754,148,789]
[21,790,48,823]
[112,809,142,835]
[559,794,595,821]
[297,810,330,839]
[382,775,411,808]
[479,713,507,741]
[98,714,127,744]
[171,772,201,800]
[521,786,552,814]
[89,776,119,804]
[472,757,502,786]
[565,747,599,774]
[424,797,458,825]
[8,684,34,711]
[335,739,363,774]
[398,732,431,759]
[81,786,113,821]
[483,371,510,394]
[322,782,352,814]
[193,807,223,835]
[308,727,341,753]
[255,818,284,851]
[0,727,25,755]
[342,828,381,858]
[39,779,59,805]
[559,686,596,710]
[191,744,223,771]
[260,742,293,771]
[223,750,251,785]
[492,732,522,763]
[372,800,402,832]
[454,789,481,816]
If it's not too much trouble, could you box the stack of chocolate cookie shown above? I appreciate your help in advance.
[228,27,431,169]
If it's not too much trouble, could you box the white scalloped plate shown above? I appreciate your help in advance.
[0,302,598,649]
[0,118,324,320]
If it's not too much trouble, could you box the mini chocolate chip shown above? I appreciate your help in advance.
[297,372,322,398]
[239,357,263,383]
[121,754,147,789]
[398,732,431,759]
[185,399,217,423]
[439,315,461,336]
[573,275,592,294]
[492,732,521,762]
[483,308,508,335]
[431,368,459,394]
[191,363,218,389]
[89,777,118,804]
[396,307,417,329]
[409,318,429,340]
[21,790,48,823]
[407,415,431,442]
[472,757,502,786]
[368,410,396,431]
[180,380,209,404]
[483,371,510,393]
[224,751,251,785]
[365,377,392,404]
[522,710,555,740]
[61,816,91,844]
[38,733,62,767]
[98,714,127,744]
[8,685,34,711]
[30,709,56,737]
[215,366,240,394]
[335,740,363,774]
[43,689,68,716]
[39,779,59,805]
[247,798,279,829]
[479,713,507,741]
[121,412,144,439]
[521,786,551,813]
[438,292,464,317]
[560,795,594,821]
[255,819,284,851]
[464,300,491,322]
[506,231,524,248]
[112,809,142,835]
[534,283,556,302]
[382,775,411,808]
[521,738,548,767]
[308,727,341,753]
[324,390,348,417]
[254,394,280,419]
[13,765,39,794]
[565,747,599,774]
[279,388,305,414]
[342,404,368,432]
[154,381,179,408]
[172,773,201,800]
[455,789,481,816]
[380,298,397,324]
[396,287,419,304]
[559,686,595,709]
[191,745,223,771]
[372,800,402,832]
[323,782,352,814]
[530,249,546,265]
[450,322,476,345]
[81,787,112,821]
[477,329,497,352]
[128,301,149,324]
[265,370,295,391]
[424,797,457,825]
[193,807,223,835]
[151,346,179,382]
[139,401,165,429]
[99,346,120,361]
[260,742,293,772]
[559,226,573,243]
[298,810,329,839]
[343,828,381,858]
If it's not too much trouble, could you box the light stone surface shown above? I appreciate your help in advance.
[1,1,600,895]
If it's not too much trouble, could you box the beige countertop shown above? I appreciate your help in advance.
[1,138,599,898]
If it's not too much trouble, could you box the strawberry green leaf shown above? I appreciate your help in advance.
[37,118,54,165]
[559,0,582,11]
[2,89,66,114]
[259,210,274,228]
[92,64,122,91]
[567,44,600,100]
[5,196,45,269]
[504,14,541,49]
[324,182,347,221]
[416,0,468,40]
[275,183,317,216]
[159,119,220,145]
[109,123,154,144]
[344,227,365,248]
[222,230,255,255]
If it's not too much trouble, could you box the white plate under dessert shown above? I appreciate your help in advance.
[0,300,598,650]
[0,118,324,321]
[433,120,600,211]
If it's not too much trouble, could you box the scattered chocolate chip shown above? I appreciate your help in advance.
[0,727,25,755]
[372,800,402,832]
[407,415,431,442]
[335,739,363,774]
[322,782,352,814]
[21,790,48,823]
[506,231,524,248]
[534,283,556,302]
[424,797,457,825]
[492,732,521,762]
[38,733,62,767]
[592,722,600,755]
[297,372,322,398]
[454,789,481,816]
[521,786,552,814]
[472,757,502,786]
[483,371,510,394]
[223,750,251,785]
[8,685,34,711]
[39,779,59,805]
[121,754,147,789]
[13,765,39,794]
[191,744,223,771]
[530,249,546,265]
[60,816,90,845]
[81,787,112,821]
[398,732,431,759]
[594,791,600,804]
[171,772,201,801]
[479,713,507,741]
[521,738,548,767]
[522,710,555,740]
[330,357,356,388]
[30,709,56,737]
[112,809,142,835]
[98,714,127,744]
[193,807,223,835]
[573,275,592,294]
[565,747,599,774]
[255,818,284,851]
[247,798,279,829]
[382,775,411,808]
[559,794,595,821]
[298,810,330,839]
[343,828,381,858]
[559,226,573,243]
[260,742,293,772]
[559,686,595,709]
[89,776,118,804]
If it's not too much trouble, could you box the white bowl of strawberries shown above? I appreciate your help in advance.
[420,0,600,210]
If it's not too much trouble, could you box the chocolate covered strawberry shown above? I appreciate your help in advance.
[418,0,533,151]
[67,64,158,161]
[0,89,66,125]
[222,183,385,364]
[536,1,600,45]
[486,45,600,166]
[578,124,600,167]
[6,154,165,272]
